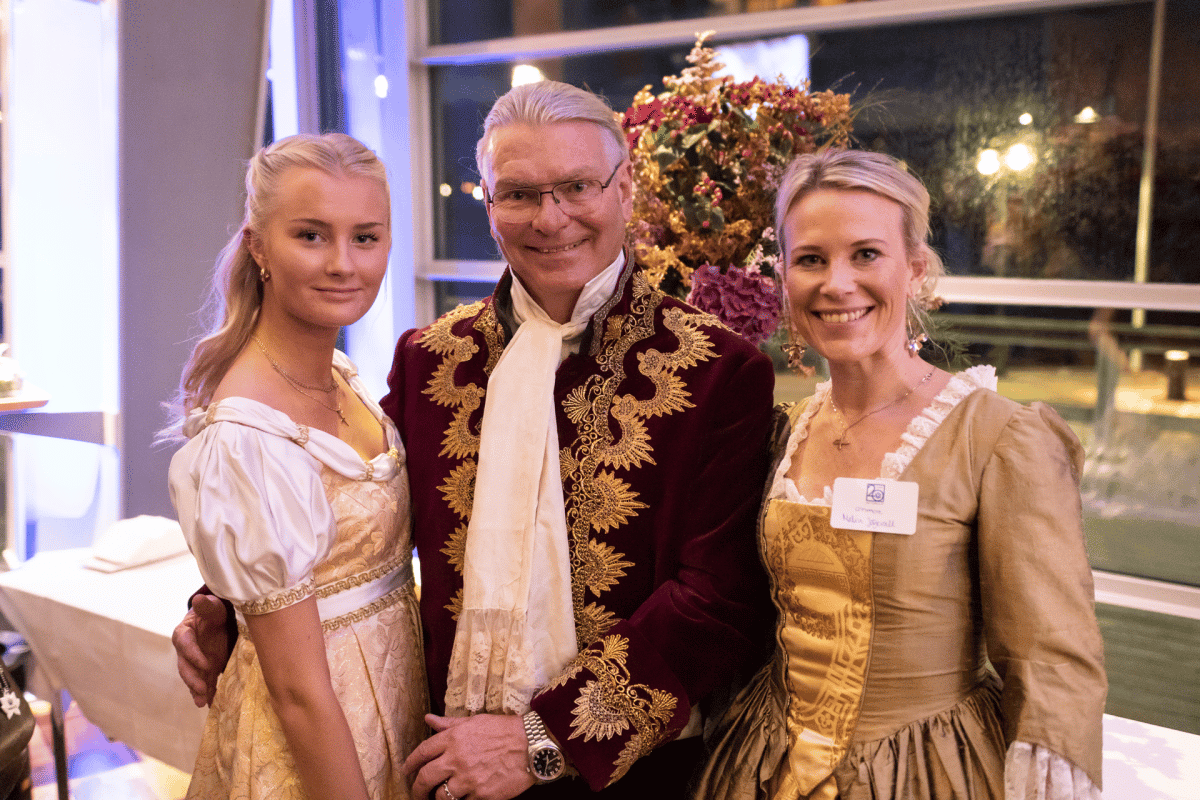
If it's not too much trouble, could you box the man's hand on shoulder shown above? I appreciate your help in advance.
[404,713,535,800]
[172,593,230,707]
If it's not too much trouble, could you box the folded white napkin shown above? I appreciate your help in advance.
[84,515,189,572]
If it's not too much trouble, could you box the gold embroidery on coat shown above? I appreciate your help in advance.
[576,603,619,646]
[474,302,506,374]
[419,301,507,625]
[445,588,464,618]
[441,523,468,571]
[560,281,719,642]
[439,461,477,521]
[562,635,679,785]
[579,539,633,595]
[421,303,487,461]
[585,471,646,534]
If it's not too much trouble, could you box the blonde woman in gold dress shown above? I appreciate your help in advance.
[696,149,1106,800]
[167,133,426,800]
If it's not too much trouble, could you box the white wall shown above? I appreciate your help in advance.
[118,0,268,518]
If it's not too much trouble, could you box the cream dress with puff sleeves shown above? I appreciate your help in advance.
[169,352,427,800]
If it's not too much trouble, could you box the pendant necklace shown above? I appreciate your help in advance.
[252,335,348,426]
[829,367,935,450]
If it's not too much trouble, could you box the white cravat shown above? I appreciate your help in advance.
[444,252,625,716]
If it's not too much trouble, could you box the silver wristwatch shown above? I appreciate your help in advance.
[522,710,565,783]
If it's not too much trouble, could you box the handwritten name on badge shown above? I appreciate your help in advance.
[831,478,919,535]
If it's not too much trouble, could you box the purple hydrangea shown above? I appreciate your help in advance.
[686,264,781,347]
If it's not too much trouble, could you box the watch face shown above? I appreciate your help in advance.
[532,746,564,780]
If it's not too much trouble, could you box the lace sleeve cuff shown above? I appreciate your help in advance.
[1005,741,1101,800]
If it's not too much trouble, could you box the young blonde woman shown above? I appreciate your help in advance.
[167,133,426,800]
[696,149,1106,800]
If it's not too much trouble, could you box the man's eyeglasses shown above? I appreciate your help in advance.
[485,160,624,224]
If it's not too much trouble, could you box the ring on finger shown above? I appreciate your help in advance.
[441,781,459,800]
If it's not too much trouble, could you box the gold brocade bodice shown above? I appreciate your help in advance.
[313,467,411,590]
[764,498,874,800]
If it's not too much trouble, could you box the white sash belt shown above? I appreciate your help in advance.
[317,560,414,621]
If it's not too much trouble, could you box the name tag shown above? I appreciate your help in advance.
[831,478,919,535]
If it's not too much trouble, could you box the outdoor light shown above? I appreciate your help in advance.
[1019,113,1032,125]
[976,148,1001,175]
[439,183,452,197]
[1074,106,1099,123]
[1004,143,1035,171]
[1165,350,1189,401]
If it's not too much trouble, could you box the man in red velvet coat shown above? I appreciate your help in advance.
[175,80,773,800]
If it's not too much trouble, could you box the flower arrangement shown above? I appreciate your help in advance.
[621,33,855,346]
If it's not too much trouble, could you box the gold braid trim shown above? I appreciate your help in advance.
[315,552,411,599]
[321,580,414,632]
[235,580,315,616]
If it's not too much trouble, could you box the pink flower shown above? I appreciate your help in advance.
[686,264,781,347]
[623,97,665,130]
[623,98,665,148]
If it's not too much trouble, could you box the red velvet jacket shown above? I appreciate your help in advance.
[380,261,774,791]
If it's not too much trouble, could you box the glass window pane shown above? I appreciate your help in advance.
[808,3,1187,282]
[777,304,1200,586]
[432,4,1199,279]
[433,279,497,317]
[1155,0,1200,285]
[430,0,843,45]
[1098,603,1200,735]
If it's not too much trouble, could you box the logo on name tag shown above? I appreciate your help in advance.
[832,477,920,535]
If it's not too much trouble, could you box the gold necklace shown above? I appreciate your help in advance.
[252,335,348,426]
[829,367,935,450]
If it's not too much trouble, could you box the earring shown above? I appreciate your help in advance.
[783,323,807,370]
[259,265,270,283]
[905,302,927,354]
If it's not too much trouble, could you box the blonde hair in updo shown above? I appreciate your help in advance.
[173,133,389,420]
[775,149,944,335]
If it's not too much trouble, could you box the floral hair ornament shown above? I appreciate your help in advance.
[622,32,855,347]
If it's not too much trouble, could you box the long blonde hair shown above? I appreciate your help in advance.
[171,133,389,423]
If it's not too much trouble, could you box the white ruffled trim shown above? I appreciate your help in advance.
[881,364,996,479]
[768,381,830,503]
[1005,741,1101,800]
[770,366,997,506]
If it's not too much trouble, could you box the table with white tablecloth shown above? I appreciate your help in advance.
[0,548,207,777]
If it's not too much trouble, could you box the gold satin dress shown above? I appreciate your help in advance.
[695,367,1106,800]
